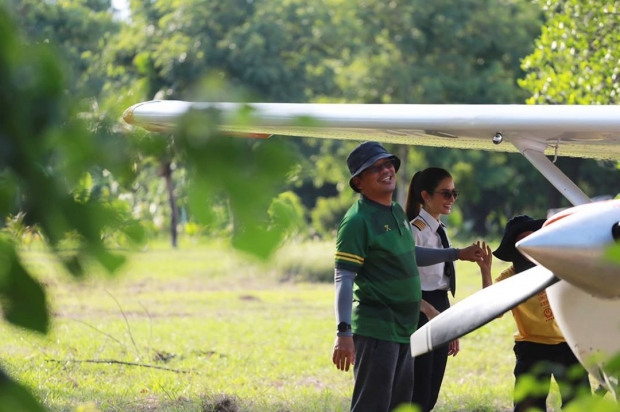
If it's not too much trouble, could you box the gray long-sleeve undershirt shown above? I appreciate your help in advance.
[334,246,460,336]
[415,246,459,267]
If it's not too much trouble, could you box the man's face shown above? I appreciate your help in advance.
[354,158,396,196]
[515,231,534,243]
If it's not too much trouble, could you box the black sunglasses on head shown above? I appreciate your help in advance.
[431,189,460,200]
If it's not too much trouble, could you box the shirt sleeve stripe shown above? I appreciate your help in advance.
[335,252,364,264]
[336,256,364,265]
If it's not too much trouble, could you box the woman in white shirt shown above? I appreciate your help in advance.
[405,167,460,412]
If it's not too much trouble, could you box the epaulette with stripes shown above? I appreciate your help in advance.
[411,219,426,231]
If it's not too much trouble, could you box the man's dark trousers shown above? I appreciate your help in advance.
[351,335,414,412]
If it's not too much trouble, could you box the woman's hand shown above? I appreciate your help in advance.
[448,339,460,357]
[458,243,484,262]
[420,299,440,321]
[476,241,493,288]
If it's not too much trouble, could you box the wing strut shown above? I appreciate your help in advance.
[511,139,591,206]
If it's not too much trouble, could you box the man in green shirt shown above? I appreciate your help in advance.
[332,141,482,412]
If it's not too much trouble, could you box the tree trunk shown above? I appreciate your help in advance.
[160,161,178,248]
[469,203,490,237]
[546,183,563,215]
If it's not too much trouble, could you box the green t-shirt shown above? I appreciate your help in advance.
[335,196,421,344]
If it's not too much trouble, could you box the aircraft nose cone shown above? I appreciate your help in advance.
[517,203,620,299]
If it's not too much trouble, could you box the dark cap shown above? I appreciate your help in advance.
[347,141,401,192]
[493,215,546,262]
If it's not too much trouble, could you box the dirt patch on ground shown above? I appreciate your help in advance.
[200,394,242,412]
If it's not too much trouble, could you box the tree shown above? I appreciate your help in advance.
[0,3,142,408]
[520,0,620,105]
[519,0,620,213]
[98,0,351,245]
[0,2,302,409]
[310,0,545,236]
[12,0,119,96]
[334,0,542,104]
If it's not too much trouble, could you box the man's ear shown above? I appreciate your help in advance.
[352,176,362,192]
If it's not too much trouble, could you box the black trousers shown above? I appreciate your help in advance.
[411,290,451,412]
[513,341,591,412]
[351,335,413,412]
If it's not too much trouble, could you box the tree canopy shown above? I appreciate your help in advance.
[520,0,620,105]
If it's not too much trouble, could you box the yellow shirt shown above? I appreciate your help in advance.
[496,265,565,344]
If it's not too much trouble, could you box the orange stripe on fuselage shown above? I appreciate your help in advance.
[223,132,272,139]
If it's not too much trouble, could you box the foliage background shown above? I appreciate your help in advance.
[10,0,620,245]
[1,0,620,410]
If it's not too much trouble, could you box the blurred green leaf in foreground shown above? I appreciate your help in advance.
[0,2,301,409]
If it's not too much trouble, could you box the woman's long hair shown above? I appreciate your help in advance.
[404,167,452,221]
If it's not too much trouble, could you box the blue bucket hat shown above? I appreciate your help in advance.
[493,215,546,262]
[347,142,401,192]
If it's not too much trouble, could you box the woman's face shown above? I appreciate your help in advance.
[423,177,456,218]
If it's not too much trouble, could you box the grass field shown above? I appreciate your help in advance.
[0,239,607,411]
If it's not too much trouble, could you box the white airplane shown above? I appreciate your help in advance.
[123,100,620,396]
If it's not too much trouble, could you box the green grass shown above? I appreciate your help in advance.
[0,239,611,411]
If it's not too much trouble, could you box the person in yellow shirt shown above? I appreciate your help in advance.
[478,215,591,412]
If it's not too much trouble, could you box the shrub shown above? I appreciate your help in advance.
[309,191,355,238]
[272,240,335,283]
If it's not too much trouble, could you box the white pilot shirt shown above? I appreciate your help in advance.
[411,208,452,292]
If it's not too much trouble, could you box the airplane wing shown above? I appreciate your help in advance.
[123,100,620,161]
